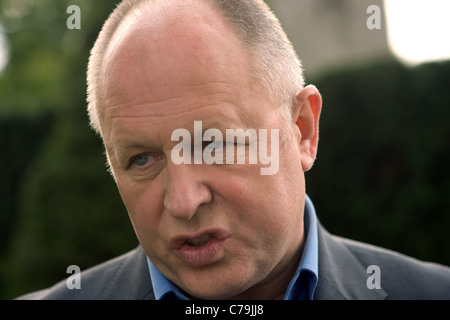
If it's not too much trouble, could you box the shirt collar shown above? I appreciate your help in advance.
[147,194,319,300]
[283,193,319,299]
[149,258,188,300]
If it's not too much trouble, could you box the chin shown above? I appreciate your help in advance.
[186,285,249,300]
[177,264,256,300]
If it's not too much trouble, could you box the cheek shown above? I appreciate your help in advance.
[220,169,303,246]
[116,177,164,243]
[240,153,305,243]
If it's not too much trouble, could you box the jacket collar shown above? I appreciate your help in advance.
[314,222,388,300]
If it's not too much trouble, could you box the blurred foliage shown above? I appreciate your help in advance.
[0,0,138,299]
[0,0,449,300]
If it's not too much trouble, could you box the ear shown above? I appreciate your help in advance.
[293,85,322,171]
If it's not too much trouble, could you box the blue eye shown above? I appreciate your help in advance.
[131,153,150,166]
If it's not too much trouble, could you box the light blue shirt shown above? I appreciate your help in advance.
[147,194,319,300]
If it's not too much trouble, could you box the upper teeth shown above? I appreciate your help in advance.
[187,234,212,247]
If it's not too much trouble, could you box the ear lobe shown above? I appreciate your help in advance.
[294,85,322,171]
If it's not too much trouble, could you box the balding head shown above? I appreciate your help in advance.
[98,0,255,138]
[87,0,304,136]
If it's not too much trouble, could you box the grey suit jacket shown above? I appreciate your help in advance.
[17,222,450,300]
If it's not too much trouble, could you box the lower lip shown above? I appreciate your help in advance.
[175,238,226,268]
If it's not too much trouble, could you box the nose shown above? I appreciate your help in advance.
[163,164,212,221]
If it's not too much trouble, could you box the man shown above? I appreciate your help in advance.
[18,0,450,299]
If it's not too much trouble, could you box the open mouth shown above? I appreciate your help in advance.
[186,234,213,247]
[170,229,229,250]
[170,229,230,267]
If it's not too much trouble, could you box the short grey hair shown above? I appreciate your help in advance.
[86,0,305,135]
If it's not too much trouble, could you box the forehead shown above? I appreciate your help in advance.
[99,0,272,148]
[101,0,254,106]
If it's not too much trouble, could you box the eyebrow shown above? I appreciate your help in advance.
[108,109,250,157]
[108,139,160,164]
[118,141,162,154]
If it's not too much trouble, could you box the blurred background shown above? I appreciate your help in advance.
[0,0,449,299]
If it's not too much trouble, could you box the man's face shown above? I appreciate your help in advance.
[100,3,307,299]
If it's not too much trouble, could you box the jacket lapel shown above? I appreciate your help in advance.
[103,246,156,300]
[314,222,387,300]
